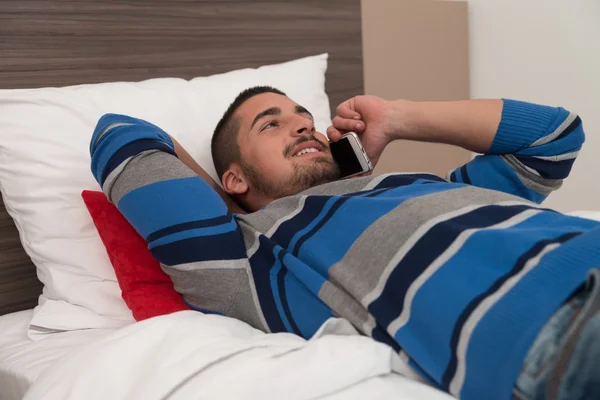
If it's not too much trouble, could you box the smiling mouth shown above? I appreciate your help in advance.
[293,147,323,157]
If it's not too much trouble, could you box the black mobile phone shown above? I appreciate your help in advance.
[329,132,373,179]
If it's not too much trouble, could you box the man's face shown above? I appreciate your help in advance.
[233,93,340,200]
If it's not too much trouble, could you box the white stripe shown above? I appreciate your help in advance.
[386,209,541,336]
[362,173,395,191]
[530,113,577,147]
[361,200,535,309]
[246,196,308,259]
[533,150,579,162]
[448,242,561,395]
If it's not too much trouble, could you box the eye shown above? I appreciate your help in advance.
[261,120,279,131]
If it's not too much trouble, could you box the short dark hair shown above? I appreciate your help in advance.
[211,86,286,179]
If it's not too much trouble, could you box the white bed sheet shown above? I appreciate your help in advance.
[0,310,113,400]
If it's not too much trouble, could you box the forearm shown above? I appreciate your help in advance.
[169,136,245,214]
[387,99,503,153]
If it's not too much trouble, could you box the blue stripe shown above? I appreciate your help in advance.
[91,120,173,184]
[459,165,472,185]
[291,197,350,256]
[408,358,442,389]
[269,249,295,333]
[101,139,176,185]
[299,189,438,276]
[371,324,401,352]
[514,155,576,179]
[455,167,464,183]
[555,115,582,141]
[460,225,600,400]
[441,230,581,389]
[117,177,230,239]
[368,204,543,328]
[516,122,584,158]
[248,236,287,333]
[148,220,238,249]
[270,196,335,249]
[146,213,233,243]
[184,298,224,316]
[151,228,246,265]
[374,174,445,190]
[465,156,546,203]
[276,252,303,336]
[280,254,335,338]
[395,211,599,385]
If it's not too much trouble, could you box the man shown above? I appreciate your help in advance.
[90,87,599,400]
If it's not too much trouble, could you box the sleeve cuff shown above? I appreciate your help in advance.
[489,99,561,155]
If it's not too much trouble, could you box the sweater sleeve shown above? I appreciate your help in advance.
[90,114,249,316]
[446,99,585,204]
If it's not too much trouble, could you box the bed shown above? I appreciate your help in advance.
[0,1,457,399]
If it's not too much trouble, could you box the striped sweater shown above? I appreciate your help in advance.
[90,99,600,400]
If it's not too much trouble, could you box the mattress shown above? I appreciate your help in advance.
[0,310,112,400]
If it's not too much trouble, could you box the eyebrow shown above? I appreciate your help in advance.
[251,107,281,129]
[295,105,314,121]
[251,105,315,130]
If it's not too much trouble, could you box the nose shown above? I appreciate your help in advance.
[294,119,314,136]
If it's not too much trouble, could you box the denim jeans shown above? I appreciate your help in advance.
[514,268,600,400]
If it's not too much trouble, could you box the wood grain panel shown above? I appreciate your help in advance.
[0,0,363,315]
[0,195,42,315]
[0,0,363,112]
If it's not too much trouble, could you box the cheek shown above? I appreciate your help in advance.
[249,141,295,178]
[315,132,331,150]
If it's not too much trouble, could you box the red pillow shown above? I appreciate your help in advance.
[82,190,190,321]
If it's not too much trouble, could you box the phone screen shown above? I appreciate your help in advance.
[329,137,365,178]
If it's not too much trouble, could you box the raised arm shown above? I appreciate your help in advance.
[169,136,245,214]
[329,96,585,203]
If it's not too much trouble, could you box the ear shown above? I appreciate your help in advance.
[222,165,249,196]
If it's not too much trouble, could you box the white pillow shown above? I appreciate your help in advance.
[0,54,332,339]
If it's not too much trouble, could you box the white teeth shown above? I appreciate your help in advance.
[294,147,319,157]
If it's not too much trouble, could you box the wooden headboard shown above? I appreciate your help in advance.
[0,0,363,315]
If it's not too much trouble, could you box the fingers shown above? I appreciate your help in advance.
[332,115,364,133]
[327,126,343,142]
[336,98,361,120]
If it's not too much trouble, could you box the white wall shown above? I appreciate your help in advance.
[468,0,600,212]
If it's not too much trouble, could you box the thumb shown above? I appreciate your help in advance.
[336,97,361,120]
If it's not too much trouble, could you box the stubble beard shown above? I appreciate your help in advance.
[241,156,340,200]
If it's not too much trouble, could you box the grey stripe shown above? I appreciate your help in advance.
[387,209,542,336]
[239,196,308,258]
[361,173,395,191]
[165,259,270,332]
[295,173,383,197]
[325,186,527,325]
[449,242,560,395]
[102,157,132,202]
[362,200,537,312]
[318,281,376,334]
[169,259,248,271]
[109,150,197,205]
[94,122,133,146]
[502,155,562,196]
[530,112,577,147]
[533,150,579,162]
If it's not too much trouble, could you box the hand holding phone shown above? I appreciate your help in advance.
[329,132,373,179]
